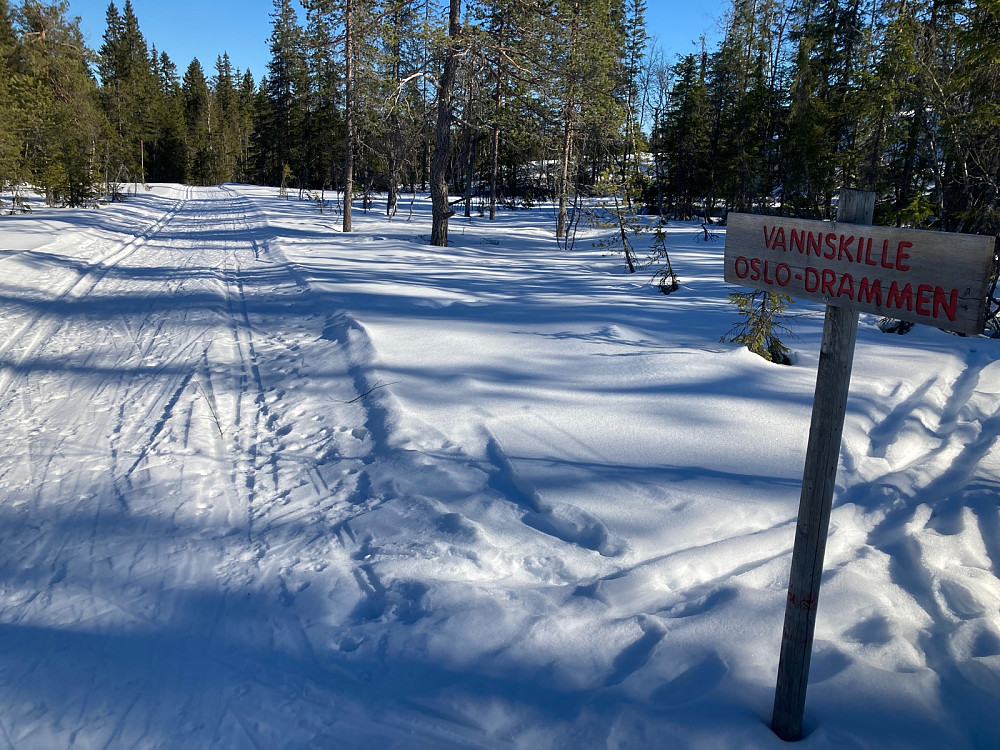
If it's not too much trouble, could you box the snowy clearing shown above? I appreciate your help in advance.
[0,184,998,748]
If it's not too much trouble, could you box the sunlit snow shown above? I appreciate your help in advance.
[0,184,997,748]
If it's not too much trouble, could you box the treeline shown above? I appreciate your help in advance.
[0,0,647,237]
[1,0,998,240]
[0,0,255,206]
[653,0,1000,235]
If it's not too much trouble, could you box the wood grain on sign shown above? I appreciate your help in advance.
[725,213,995,334]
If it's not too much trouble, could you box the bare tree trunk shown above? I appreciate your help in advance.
[386,11,403,219]
[343,0,354,233]
[489,120,500,220]
[430,0,461,247]
[556,106,574,240]
[387,148,398,217]
[463,127,476,218]
[489,69,502,220]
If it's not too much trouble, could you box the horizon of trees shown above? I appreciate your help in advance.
[0,0,998,244]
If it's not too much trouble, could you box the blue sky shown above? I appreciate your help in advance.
[67,0,724,80]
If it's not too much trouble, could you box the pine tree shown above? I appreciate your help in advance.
[13,0,109,206]
[373,0,425,217]
[548,0,629,241]
[430,0,462,246]
[472,0,550,219]
[0,0,25,205]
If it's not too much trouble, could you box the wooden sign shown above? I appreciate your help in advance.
[720,191,996,743]
[725,213,995,335]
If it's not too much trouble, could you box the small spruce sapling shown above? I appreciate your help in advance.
[724,289,793,364]
[649,218,679,294]
[588,170,644,272]
[279,164,293,199]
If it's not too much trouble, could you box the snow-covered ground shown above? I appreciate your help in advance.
[0,184,997,748]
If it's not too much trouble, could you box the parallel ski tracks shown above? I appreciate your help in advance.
[0,187,194,401]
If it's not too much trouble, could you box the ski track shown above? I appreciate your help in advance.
[0,185,620,747]
[0,186,428,747]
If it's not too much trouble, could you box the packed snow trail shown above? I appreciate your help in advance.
[0,186,476,747]
[0,184,997,748]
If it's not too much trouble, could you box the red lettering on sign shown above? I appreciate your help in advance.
[838,235,855,262]
[896,241,912,271]
[807,232,822,257]
[790,229,805,254]
[764,258,776,284]
[858,277,881,305]
[934,287,958,322]
[764,226,778,248]
[888,281,913,312]
[725,212,993,335]
[773,227,786,252]
[856,236,870,265]
[863,238,877,266]
[880,239,895,269]
[735,256,750,279]
[916,284,933,316]
[821,269,836,296]
[804,267,820,293]
[775,263,791,286]
[837,273,855,300]
[824,233,837,259]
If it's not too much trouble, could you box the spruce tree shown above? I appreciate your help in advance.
[655,53,711,219]
[234,69,258,183]
[724,290,793,364]
[211,53,240,182]
[147,49,186,182]
[259,0,308,187]
[708,0,787,214]
[301,0,341,195]
[182,58,214,185]
[98,0,157,187]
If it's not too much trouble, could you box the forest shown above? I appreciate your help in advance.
[0,0,999,242]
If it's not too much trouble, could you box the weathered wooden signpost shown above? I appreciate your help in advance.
[724,189,996,742]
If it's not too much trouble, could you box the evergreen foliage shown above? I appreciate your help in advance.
[0,0,995,339]
[11,0,107,206]
[724,290,793,364]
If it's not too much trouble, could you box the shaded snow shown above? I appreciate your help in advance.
[0,184,997,748]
